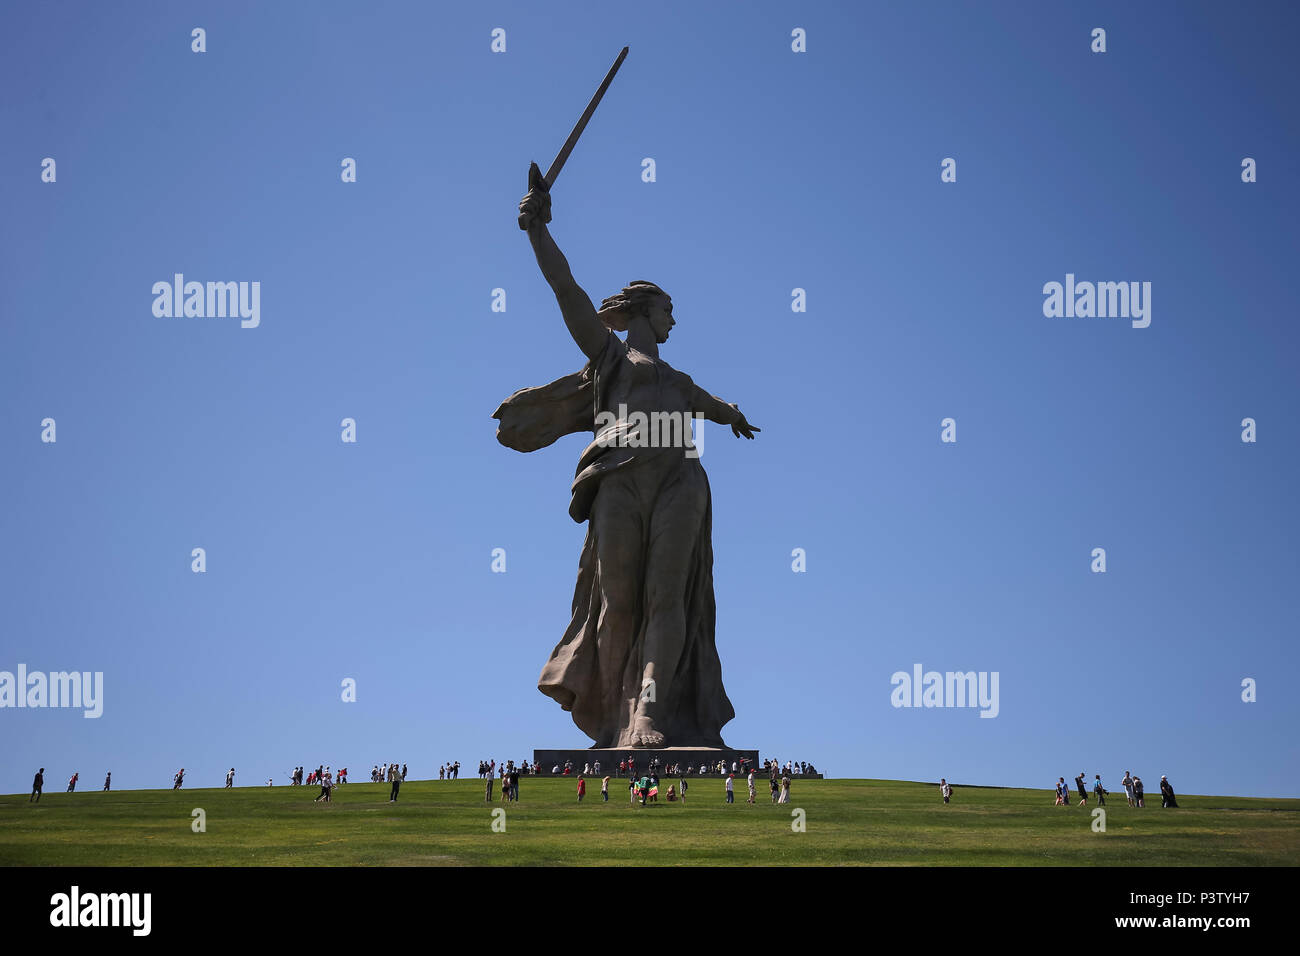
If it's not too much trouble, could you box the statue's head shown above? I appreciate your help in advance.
[598,280,674,343]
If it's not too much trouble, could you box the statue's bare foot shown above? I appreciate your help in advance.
[630,718,665,748]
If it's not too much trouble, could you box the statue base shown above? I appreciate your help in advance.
[533,747,760,777]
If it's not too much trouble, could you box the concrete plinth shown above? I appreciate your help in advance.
[533,747,760,777]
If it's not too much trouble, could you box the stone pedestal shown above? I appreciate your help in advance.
[533,747,760,777]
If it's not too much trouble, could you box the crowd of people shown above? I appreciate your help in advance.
[546,755,820,780]
[478,759,539,778]
[564,760,801,809]
[1050,771,1178,808]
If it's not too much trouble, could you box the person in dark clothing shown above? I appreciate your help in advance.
[1160,776,1178,808]
[30,768,44,802]
[103,771,111,791]
[389,773,401,802]
[1074,772,1088,806]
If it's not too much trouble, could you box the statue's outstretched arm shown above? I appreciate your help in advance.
[518,164,608,362]
[691,386,760,439]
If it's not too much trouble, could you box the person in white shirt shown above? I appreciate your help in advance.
[724,774,735,804]
[746,770,756,804]
[225,768,235,788]
[940,779,952,804]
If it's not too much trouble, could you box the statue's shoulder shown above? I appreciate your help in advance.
[658,356,695,388]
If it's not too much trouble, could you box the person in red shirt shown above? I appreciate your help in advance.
[577,776,586,802]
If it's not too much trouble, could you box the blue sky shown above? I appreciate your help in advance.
[1,1,1296,798]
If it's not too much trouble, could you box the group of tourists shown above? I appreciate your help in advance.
[765,759,817,777]
[438,762,460,779]
[486,766,524,802]
[566,763,795,808]
[289,766,349,787]
[1053,771,1178,808]
[478,759,539,778]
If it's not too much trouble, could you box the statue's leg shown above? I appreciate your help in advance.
[588,474,647,748]
[633,462,709,746]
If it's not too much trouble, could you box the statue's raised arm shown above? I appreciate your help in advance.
[518,163,608,362]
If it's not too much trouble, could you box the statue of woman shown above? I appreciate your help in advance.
[494,163,759,749]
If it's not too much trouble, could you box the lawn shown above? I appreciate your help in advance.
[1,778,1295,866]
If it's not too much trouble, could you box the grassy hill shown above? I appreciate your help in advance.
[2,777,1296,866]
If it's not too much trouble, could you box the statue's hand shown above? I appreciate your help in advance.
[517,161,552,231]
[730,408,760,439]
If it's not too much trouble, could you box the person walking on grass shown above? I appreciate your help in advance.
[67,772,78,793]
[724,773,735,804]
[747,770,756,805]
[601,775,610,802]
[778,772,791,804]
[226,767,235,789]
[941,779,952,805]
[103,771,111,792]
[1160,775,1178,808]
[1122,771,1134,807]
[1093,774,1106,806]
[1075,772,1088,806]
[30,768,43,802]
[577,775,586,802]
[1133,776,1145,807]
[389,769,401,803]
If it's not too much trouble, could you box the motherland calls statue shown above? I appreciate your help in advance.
[493,49,759,750]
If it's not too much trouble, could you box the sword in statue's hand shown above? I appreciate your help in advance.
[518,46,628,230]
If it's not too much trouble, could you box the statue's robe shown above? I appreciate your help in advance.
[493,331,733,748]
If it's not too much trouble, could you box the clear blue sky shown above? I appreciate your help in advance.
[1,1,1296,798]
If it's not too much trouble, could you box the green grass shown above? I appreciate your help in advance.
[2,778,1296,866]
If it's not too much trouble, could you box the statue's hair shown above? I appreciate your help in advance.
[597,280,669,331]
